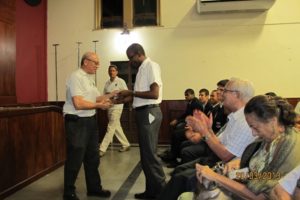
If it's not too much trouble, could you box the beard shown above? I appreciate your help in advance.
[130,61,142,69]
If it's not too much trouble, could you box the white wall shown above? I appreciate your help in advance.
[47,0,300,100]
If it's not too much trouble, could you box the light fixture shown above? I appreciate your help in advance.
[121,23,130,35]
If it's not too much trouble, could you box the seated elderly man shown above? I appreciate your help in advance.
[157,78,256,200]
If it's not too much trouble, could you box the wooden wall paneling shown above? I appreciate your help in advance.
[0,117,15,194]
[0,0,16,104]
[159,100,186,144]
[49,111,66,163]
[287,98,300,108]
[0,106,65,199]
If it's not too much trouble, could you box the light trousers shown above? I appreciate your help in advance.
[100,108,130,152]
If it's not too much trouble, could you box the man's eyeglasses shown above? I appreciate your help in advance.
[128,54,137,61]
[86,58,99,66]
[223,88,239,93]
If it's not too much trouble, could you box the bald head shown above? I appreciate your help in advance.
[81,52,99,74]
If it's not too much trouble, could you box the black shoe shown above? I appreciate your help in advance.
[87,189,111,198]
[134,192,156,199]
[63,193,79,200]
[158,149,170,158]
[166,160,180,168]
[160,153,176,162]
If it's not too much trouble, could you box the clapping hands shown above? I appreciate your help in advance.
[185,110,213,140]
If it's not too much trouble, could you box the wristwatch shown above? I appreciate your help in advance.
[202,133,211,142]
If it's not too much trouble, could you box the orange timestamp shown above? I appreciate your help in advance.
[235,171,282,180]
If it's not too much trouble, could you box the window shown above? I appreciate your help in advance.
[133,0,158,26]
[95,0,160,29]
[100,0,123,28]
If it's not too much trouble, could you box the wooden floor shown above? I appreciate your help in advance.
[5,146,172,200]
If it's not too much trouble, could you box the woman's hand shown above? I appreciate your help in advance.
[223,159,241,175]
[196,163,218,183]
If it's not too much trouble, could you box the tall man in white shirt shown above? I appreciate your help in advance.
[99,65,130,156]
[118,43,166,199]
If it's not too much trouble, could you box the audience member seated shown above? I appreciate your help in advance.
[209,89,219,107]
[198,88,213,116]
[295,101,300,131]
[179,80,229,165]
[157,78,256,200]
[210,80,229,133]
[160,88,202,167]
[179,95,300,200]
[270,165,300,200]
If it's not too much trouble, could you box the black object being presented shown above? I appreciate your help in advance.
[24,0,42,7]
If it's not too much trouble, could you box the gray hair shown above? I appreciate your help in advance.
[80,52,95,66]
[226,77,255,103]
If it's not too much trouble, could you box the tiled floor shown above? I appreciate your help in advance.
[5,146,172,200]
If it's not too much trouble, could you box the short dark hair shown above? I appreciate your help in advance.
[265,92,277,97]
[185,88,195,95]
[217,79,229,87]
[126,43,146,56]
[199,88,209,96]
[108,64,118,71]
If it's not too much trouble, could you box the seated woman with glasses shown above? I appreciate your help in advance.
[180,95,300,200]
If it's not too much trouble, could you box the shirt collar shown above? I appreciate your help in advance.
[79,68,88,76]
[109,76,119,83]
[228,106,245,121]
[140,57,150,69]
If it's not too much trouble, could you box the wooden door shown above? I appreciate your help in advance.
[111,61,139,143]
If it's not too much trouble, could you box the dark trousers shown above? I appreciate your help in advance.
[180,140,210,164]
[158,150,221,200]
[170,123,187,159]
[64,115,102,195]
[135,106,166,195]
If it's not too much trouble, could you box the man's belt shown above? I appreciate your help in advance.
[134,104,159,111]
[64,114,95,121]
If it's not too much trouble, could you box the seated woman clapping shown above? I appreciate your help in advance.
[182,95,300,200]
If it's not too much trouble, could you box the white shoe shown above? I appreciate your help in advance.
[99,151,105,157]
[119,146,130,152]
